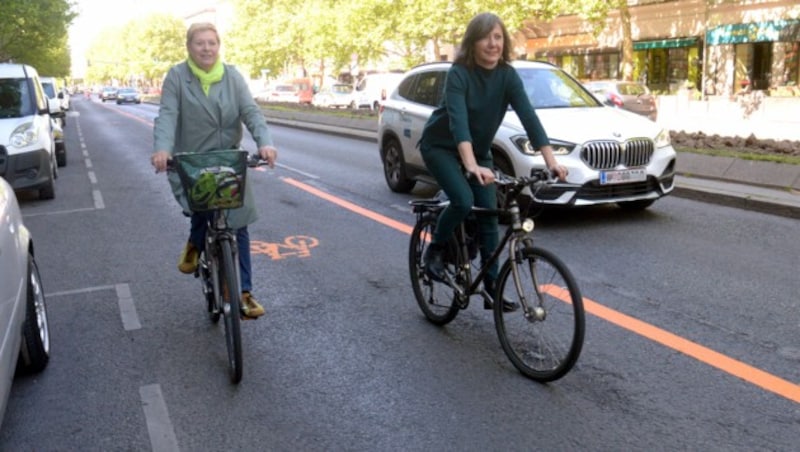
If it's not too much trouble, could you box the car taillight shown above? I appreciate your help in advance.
[608,93,624,107]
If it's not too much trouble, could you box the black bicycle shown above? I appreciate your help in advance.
[408,169,585,382]
[169,150,267,384]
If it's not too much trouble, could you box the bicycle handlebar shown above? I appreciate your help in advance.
[162,152,269,173]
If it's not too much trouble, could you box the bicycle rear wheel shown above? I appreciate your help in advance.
[219,240,243,384]
[494,246,584,382]
[409,214,460,325]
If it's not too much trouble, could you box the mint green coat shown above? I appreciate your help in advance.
[153,61,273,229]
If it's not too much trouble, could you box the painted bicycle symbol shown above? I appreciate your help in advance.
[251,236,319,260]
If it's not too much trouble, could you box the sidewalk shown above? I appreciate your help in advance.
[262,109,800,220]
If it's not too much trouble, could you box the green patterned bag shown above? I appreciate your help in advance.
[174,150,248,212]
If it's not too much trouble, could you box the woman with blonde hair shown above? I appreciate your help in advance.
[151,22,277,319]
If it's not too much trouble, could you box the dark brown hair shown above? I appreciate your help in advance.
[454,13,512,68]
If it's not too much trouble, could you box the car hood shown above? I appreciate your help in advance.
[502,106,662,143]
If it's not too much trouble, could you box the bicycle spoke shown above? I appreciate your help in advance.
[495,247,584,382]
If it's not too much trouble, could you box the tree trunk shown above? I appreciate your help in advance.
[619,0,634,81]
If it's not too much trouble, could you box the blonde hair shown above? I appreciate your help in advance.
[186,22,220,46]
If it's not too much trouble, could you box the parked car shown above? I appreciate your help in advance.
[0,63,59,200]
[378,61,676,210]
[312,83,356,108]
[52,118,66,167]
[115,87,141,104]
[38,77,68,126]
[354,72,404,110]
[259,84,300,103]
[584,80,658,121]
[0,176,51,428]
[100,86,117,102]
[289,77,314,104]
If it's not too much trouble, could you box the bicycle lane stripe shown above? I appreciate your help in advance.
[283,176,800,405]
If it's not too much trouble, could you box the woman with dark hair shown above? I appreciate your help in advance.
[419,12,568,311]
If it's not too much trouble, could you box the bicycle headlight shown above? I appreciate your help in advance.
[511,136,574,156]
[522,218,535,232]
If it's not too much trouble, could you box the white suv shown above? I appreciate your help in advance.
[0,63,60,199]
[378,61,676,210]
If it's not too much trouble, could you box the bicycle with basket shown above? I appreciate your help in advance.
[170,149,262,384]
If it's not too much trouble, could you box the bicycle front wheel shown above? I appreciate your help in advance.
[409,214,459,325]
[219,240,243,384]
[494,246,584,382]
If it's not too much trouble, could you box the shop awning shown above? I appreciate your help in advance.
[633,37,698,50]
[707,19,800,45]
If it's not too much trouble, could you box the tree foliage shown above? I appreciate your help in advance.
[80,0,641,84]
[84,14,184,86]
[0,0,76,76]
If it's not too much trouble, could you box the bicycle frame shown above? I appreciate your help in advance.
[414,172,543,307]
[203,210,241,312]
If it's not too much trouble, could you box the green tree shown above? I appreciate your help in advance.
[85,14,184,87]
[0,0,77,76]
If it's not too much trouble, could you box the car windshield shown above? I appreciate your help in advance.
[119,88,136,94]
[41,82,56,98]
[0,78,34,118]
[276,85,296,92]
[516,67,600,109]
[332,85,353,94]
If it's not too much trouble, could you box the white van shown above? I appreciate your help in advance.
[0,64,60,199]
[353,72,405,110]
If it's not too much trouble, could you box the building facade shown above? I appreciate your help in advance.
[524,0,800,97]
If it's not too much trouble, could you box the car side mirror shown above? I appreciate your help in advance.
[46,98,64,116]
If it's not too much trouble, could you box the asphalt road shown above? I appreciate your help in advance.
[1,96,797,451]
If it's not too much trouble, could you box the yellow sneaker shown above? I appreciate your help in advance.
[241,292,265,319]
[177,242,199,274]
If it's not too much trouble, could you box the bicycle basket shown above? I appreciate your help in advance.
[174,150,248,212]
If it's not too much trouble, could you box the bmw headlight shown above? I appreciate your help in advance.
[655,128,671,148]
[512,136,575,156]
[10,122,38,148]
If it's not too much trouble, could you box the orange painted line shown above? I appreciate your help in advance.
[283,177,414,235]
[552,290,799,404]
[283,175,800,404]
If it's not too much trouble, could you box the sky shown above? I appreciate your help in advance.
[68,0,204,78]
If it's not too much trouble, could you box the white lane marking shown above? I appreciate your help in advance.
[85,157,93,168]
[140,384,180,452]
[116,283,141,331]
[88,171,97,184]
[272,162,319,179]
[93,189,104,209]
[46,284,117,297]
[46,284,141,331]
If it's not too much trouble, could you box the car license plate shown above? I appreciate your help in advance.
[599,168,647,185]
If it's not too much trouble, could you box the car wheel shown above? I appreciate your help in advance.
[39,156,56,200]
[56,142,67,167]
[18,253,50,374]
[381,137,415,193]
[349,101,356,109]
[617,199,656,210]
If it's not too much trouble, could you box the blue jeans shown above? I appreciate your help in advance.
[188,213,253,293]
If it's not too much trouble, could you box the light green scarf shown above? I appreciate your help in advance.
[187,58,224,96]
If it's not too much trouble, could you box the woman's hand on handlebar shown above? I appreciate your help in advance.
[257,145,278,169]
[548,164,568,181]
[151,150,171,173]
[465,164,495,186]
